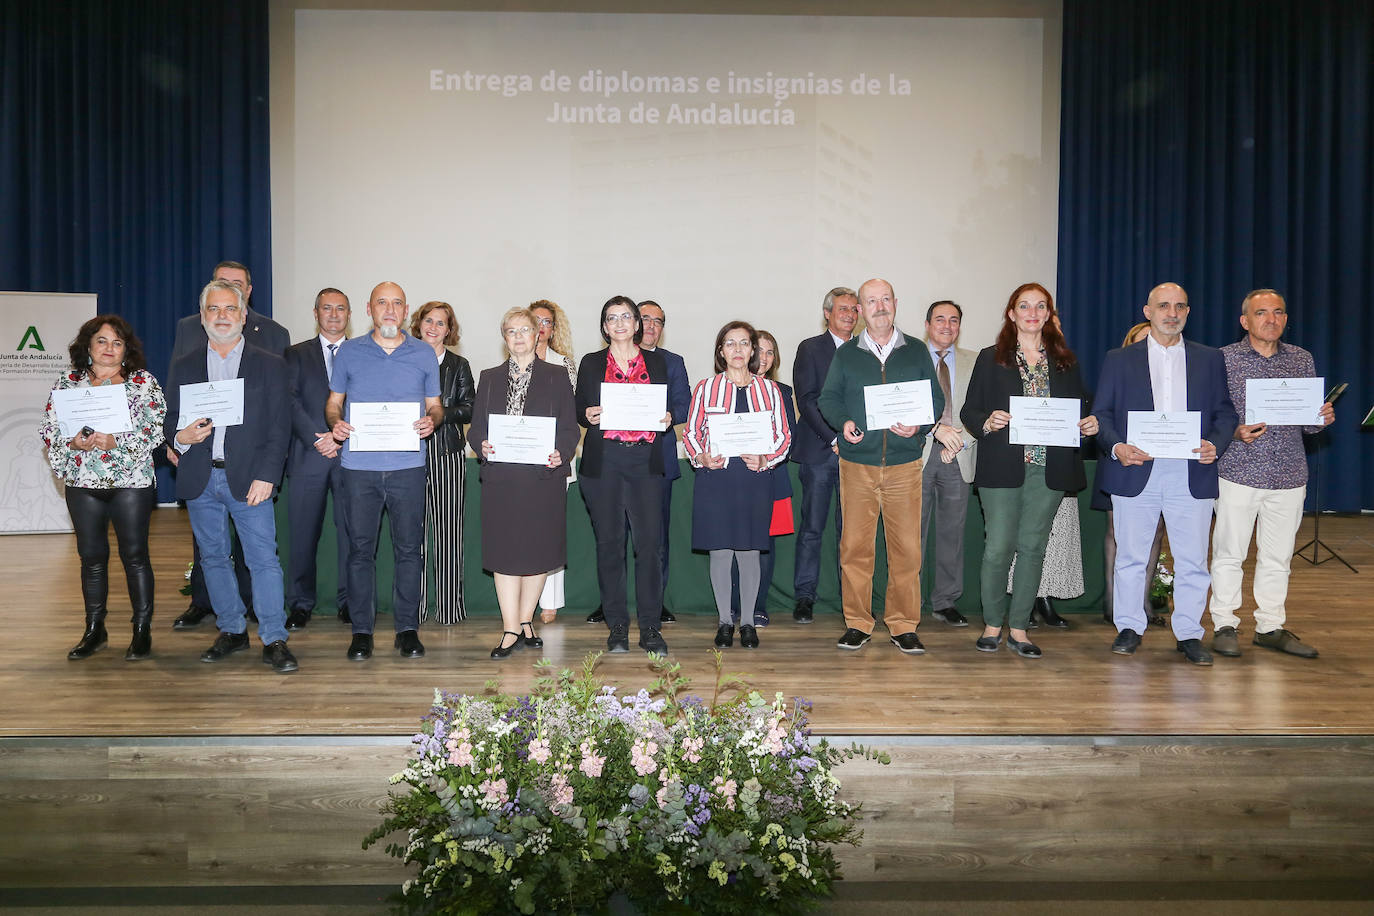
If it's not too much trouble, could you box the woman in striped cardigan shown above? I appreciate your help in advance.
[683,321,792,650]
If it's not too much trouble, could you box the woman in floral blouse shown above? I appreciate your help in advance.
[961,284,1098,659]
[40,315,166,661]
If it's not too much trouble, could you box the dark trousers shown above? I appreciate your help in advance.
[580,443,662,633]
[657,476,674,605]
[794,454,841,602]
[66,485,155,620]
[286,460,351,614]
[341,466,426,635]
[920,455,970,611]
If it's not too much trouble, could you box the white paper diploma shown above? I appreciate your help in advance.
[486,414,556,465]
[51,386,134,438]
[863,379,934,430]
[707,410,774,458]
[1127,410,1202,460]
[1245,377,1324,426]
[600,383,667,432]
[178,379,244,428]
[349,402,421,452]
[1008,397,1082,448]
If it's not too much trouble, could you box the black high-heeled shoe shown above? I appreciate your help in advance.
[520,621,543,649]
[1033,596,1070,629]
[490,631,522,659]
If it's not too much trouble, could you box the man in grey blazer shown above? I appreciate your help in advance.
[920,301,978,626]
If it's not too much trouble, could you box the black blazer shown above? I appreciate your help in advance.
[961,345,1090,492]
[285,338,337,478]
[430,350,476,458]
[467,360,579,484]
[790,332,840,465]
[574,347,670,478]
[164,341,290,501]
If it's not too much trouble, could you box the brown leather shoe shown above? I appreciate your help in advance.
[1253,628,1318,658]
[1212,626,1242,657]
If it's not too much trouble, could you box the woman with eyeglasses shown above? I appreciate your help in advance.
[576,296,674,656]
[528,299,578,624]
[467,307,578,658]
[40,315,167,660]
[410,301,475,625]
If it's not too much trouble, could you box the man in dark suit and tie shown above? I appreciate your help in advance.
[164,280,295,672]
[168,261,290,631]
[1095,282,1239,665]
[789,286,858,623]
[283,288,353,630]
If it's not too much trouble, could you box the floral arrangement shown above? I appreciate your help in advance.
[364,653,886,915]
[1149,550,1175,606]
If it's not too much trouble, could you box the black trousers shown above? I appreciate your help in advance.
[579,443,663,633]
[65,485,155,619]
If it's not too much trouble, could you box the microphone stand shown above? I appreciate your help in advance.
[1292,430,1357,572]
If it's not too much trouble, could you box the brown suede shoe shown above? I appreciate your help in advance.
[1212,626,1242,657]
[1253,628,1318,658]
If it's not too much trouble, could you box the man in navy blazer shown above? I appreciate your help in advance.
[164,280,295,672]
[638,301,691,623]
[167,260,289,631]
[1095,282,1238,665]
[789,286,858,623]
[283,288,353,630]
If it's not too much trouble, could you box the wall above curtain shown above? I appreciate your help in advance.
[1057,0,1373,510]
[0,0,273,384]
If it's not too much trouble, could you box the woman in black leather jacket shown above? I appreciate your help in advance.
[411,301,476,624]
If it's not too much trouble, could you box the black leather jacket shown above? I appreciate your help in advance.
[432,350,476,457]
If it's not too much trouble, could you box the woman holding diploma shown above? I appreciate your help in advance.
[467,307,578,659]
[962,283,1097,658]
[576,296,674,656]
[529,299,577,624]
[410,301,475,625]
[683,321,792,650]
[39,315,166,661]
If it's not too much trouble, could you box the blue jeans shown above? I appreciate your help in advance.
[793,455,841,602]
[342,466,426,635]
[185,468,287,645]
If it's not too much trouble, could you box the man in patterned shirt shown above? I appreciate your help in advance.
[1208,289,1334,659]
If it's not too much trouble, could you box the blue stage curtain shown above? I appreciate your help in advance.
[1057,0,1374,510]
[0,0,272,385]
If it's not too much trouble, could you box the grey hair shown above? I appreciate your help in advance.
[199,279,244,313]
[1241,288,1285,315]
[822,286,858,314]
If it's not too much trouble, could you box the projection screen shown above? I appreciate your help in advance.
[271,1,1061,385]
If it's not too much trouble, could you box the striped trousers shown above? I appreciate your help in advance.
[420,449,466,623]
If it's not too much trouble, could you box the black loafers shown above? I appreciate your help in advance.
[1176,638,1213,666]
[739,625,760,649]
[347,633,373,661]
[975,634,1002,652]
[200,631,249,662]
[174,603,213,630]
[932,607,968,627]
[1111,629,1142,655]
[285,608,311,631]
[714,624,734,648]
[262,640,298,673]
[395,630,425,658]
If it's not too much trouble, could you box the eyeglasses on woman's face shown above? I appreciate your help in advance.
[504,326,535,338]
[604,312,636,326]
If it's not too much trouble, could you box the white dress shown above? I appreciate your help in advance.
[539,348,578,611]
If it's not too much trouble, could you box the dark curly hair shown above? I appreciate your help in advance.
[713,321,760,375]
[68,314,147,375]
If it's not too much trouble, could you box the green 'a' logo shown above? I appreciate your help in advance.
[16,326,45,351]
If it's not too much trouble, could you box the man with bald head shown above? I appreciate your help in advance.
[818,279,965,654]
[1207,289,1333,659]
[1094,282,1238,665]
[325,282,443,661]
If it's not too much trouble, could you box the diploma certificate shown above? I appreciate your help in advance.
[863,379,934,430]
[349,402,421,452]
[1127,410,1202,460]
[600,383,667,432]
[51,386,133,438]
[178,379,244,428]
[1008,397,1082,448]
[707,411,774,458]
[1245,377,1324,426]
[486,414,556,465]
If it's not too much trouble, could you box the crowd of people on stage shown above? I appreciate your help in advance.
[40,261,1335,672]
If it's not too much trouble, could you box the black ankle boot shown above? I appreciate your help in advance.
[68,612,108,660]
[125,614,152,661]
[1034,597,1070,629]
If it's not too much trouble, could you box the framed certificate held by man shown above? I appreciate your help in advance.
[1245,377,1324,426]
[177,378,244,428]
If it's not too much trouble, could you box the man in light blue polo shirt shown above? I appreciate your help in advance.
[326,281,442,661]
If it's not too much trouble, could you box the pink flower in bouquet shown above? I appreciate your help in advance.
[551,772,575,808]
[528,737,552,765]
[712,775,738,810]
[579,739,606,778]
[681,735,705,763]
[479,777,508,806]
[631,739,659,777]
[446,729,475,768]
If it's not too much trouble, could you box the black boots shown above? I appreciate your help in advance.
[1032,596,1070,629]
[68,611,108,659]
[125,612,152,661]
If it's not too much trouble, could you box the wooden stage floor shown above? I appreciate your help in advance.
[4,509,1373,738]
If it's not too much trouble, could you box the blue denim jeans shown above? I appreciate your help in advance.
[793,454,841,602]
[185,468,287,645]
[341,466,426,635]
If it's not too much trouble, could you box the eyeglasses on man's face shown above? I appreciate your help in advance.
[205,304,242,317]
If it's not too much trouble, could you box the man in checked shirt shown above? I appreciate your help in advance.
[1208,289,1334,659]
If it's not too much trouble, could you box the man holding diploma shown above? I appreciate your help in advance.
[1208,289,1333,660]
[1094,282,1238,665]
[326,282,442,662]
[818,278,965,654]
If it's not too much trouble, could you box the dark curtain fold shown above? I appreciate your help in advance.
[1057,0,1374,510]
[0,0,272,385]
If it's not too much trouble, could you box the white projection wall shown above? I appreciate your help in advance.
[275,5,1060,385]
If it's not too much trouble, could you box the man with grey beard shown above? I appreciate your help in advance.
[325,282,442,662]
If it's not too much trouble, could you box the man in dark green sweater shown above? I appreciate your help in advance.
[819,279,965,654]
